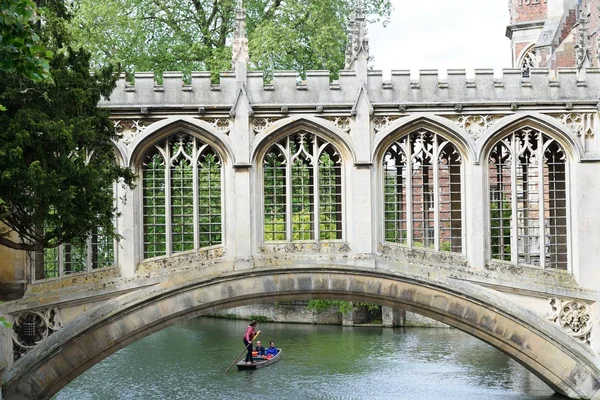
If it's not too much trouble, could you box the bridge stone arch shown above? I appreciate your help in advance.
[126,116,235,168]
[372,113,477,164]
[3,268,599,400]
[251,115,356,165]
[477,112,584,163]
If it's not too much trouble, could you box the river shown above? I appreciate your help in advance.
[54,317,560,400]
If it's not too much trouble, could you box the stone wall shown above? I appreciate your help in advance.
[212,303,448,328]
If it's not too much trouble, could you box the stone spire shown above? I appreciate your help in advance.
[344,0,369,70]
[576,3,591,70]
[232,0,249,69]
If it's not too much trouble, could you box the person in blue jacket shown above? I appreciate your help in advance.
[265,341,278,357]
[254,341,266,356]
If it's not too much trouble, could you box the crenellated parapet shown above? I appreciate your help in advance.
[101,67,600,109]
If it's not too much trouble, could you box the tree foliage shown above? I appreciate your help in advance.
[0,0,54,111]
[0,0,135,252]
[69,0,392,77]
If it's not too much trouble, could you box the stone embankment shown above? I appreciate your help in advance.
[212,302,449,328]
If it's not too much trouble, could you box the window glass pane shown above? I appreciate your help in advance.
[143,151,167,258]
[198,151,222,247]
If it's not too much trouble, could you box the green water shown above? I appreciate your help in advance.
[54,317,560,400]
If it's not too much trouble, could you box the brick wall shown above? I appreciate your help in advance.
[554,29,577,68]
[514,0,548,22]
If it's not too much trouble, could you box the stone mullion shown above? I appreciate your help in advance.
[192,140,200,250]
[313,139,320,241]
[165,143,172,256]
[538,134,547,269]
[433,137,440,251]
[285,138,293,241]
[86,236,92,273]
[510,135,519,264]
[459,161,466,255]
[406,137,414,246]
[58,245,64,279]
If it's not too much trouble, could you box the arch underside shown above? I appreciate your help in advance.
[4,269,600,400]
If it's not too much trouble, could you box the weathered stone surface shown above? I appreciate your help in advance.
[2,268,600,400]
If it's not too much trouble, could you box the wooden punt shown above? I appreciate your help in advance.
[236,349,282,370]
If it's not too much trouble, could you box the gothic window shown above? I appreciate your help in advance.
[263,132,342,242]
[520,47,536,78]
[488,128,568,270]
[383,131,463,252]
[142,133,222,259]
[41,226,115,279]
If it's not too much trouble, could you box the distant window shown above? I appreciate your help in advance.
[42,227,115,279]
[520,47,536,78]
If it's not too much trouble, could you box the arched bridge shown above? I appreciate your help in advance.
[2,264,600,400]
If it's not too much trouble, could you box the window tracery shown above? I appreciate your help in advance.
[141,133,222,259]
[383,130,463,253]
[520,47,536,78]
[263,132,342,242]
[488,128,568,270]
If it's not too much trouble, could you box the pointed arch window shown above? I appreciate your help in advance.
[263,132,343,242]
[383,130,463,252]
[142,133,222,259]
[488,128,568,270]
[520,46,536,78]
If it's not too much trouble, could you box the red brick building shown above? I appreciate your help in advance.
[507,0,599,75]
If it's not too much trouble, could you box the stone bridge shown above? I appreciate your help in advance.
[2,3,600,399]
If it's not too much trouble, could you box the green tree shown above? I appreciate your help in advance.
[69,0,392,77]
[0,0,53,110]
[0,0,135,254]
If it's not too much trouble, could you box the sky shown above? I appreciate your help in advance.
[368,0,512,78]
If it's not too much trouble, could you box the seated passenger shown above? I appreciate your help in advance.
[254,341,266,356]
[265,341,278,357]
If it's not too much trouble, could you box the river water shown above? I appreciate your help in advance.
[54,317,560,400]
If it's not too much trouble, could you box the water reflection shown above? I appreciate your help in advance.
[54,317,558,400]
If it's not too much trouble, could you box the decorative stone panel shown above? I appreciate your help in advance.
[12,307,63,360]
[259,242,351,254]
[204,118,231,135]
[551,113,596,152]
[114,119,148,144]
[372,115,400,134]
[251,117,281,135]
[548,297,593,345]
[446,114,497,141]
[319,116,352,134]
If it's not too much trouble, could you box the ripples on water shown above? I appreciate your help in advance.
[54,317,558,400]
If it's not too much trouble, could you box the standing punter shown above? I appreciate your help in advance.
[243,320,261,364]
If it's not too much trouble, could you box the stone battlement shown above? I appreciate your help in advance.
[101,68,600,109]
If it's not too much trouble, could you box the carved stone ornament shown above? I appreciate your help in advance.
[452,115,495,141]
[558,113,595,136]
[548,298,593,345]
[205,118,231,134]
[114,119,147,144]
[231,0,249,67]
[12,307,64,360]
[344,0,369,70]
[321,116,351,134]
[372,116,399,134]
[252,117,280,134]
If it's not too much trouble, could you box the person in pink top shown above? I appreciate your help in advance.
[243,320,261,363]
